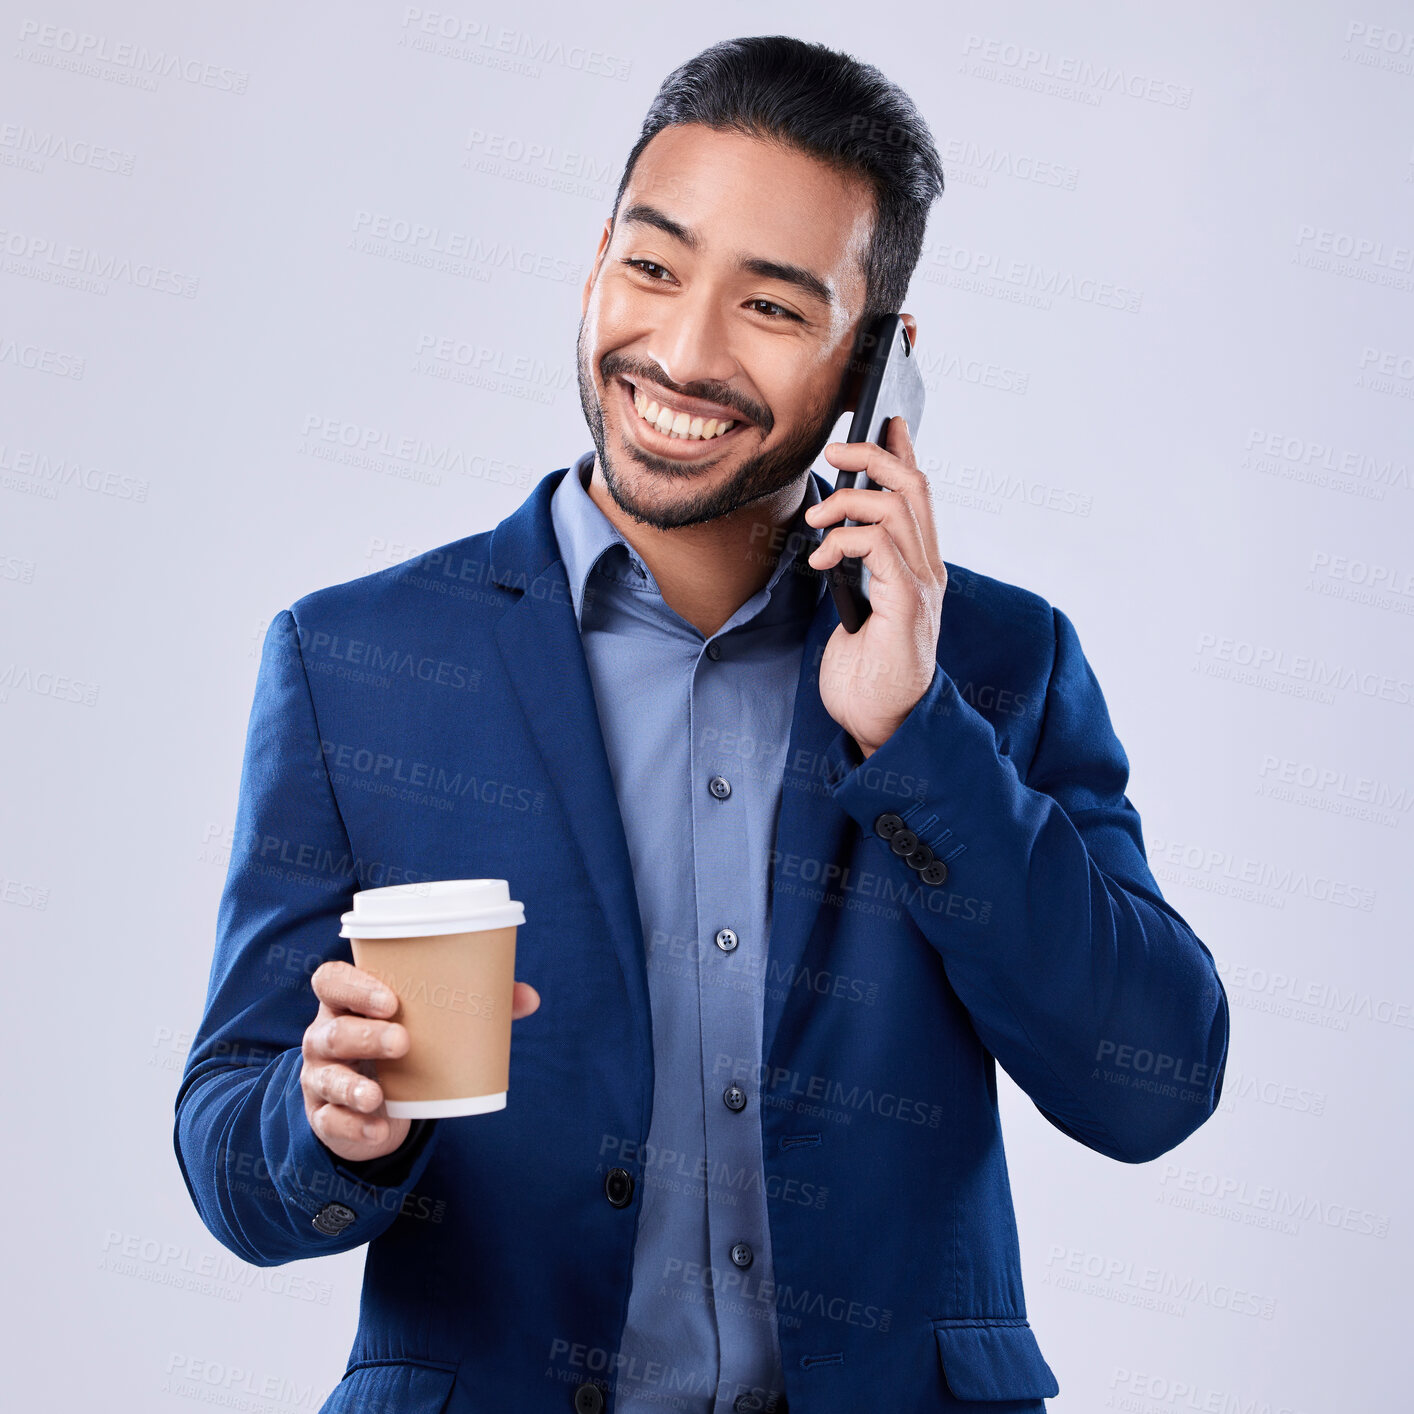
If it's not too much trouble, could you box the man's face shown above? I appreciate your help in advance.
[577,124,874,530]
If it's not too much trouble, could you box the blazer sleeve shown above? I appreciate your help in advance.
[826,603,1231,1164]
[173,609,442,1266]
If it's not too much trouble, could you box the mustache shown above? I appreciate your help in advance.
[599,352,773,434]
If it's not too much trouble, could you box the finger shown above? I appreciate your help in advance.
[823,422,942,577]
[305,1012,408,1062]
[308,1060,384,1114]
[511,981,542,1020]
[882,416,943,574]
[806,484,932,585]
[807,523,913,597]
[312,1098,390,1147]
[311,959,398,1018]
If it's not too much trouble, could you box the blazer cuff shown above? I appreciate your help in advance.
[824,661,1003,920]
[268,1049,443,1242]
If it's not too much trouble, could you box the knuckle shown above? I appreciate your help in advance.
[316,1101,350,1141]
[332,1065,361,1107]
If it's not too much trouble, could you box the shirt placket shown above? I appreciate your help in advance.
[691,637,787,1414]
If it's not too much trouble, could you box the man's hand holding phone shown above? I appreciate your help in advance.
[300,959,541,1163]
[805,414,947,759]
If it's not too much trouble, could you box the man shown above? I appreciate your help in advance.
[175,35,1229,1414]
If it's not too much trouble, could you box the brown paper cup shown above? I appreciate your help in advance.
[339,880,525,1119]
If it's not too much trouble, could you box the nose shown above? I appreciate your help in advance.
[646,283,739,392]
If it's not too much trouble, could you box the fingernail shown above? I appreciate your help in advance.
[362,1122,380,1139]
[371,989,393,1010]
[354,1082,373,1107]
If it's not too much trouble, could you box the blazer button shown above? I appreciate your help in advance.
[921,859,949,886]
[603,1167,635,1208]
[573,1381,605,1413]
[874,812,906,839]
[906,842,934,870]
[888,828,919,857]
[311,1201,357,1235]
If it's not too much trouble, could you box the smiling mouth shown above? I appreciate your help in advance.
[616,375,753,451]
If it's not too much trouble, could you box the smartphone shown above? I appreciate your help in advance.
[823,312,926,633]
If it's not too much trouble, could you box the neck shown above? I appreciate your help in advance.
[585,458,812,639]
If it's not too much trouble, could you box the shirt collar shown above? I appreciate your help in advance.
[550,449,825,629]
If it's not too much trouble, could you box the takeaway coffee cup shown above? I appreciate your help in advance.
[338,879,525,1118]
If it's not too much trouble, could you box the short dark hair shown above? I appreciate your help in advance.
[612,35,944,326]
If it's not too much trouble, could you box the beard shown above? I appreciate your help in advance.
[576,314,843,531]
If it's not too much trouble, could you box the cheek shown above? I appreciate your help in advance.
[590,281,645,345]
[765,368,829,432]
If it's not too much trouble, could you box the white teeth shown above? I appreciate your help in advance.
[631,384,737,440]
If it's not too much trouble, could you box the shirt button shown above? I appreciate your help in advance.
[715,927,739,953]
[723,1084,747,1111]
[706,640,721,660]
[709,775,732,799]
[733,1397,764,1413]
[603,1167,635,1208]
[730,1242,754,1268]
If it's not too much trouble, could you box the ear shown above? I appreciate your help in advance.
[900,312,918,352]
[582,217,614,316]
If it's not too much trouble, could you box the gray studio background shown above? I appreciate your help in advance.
[3,2,1410,1409]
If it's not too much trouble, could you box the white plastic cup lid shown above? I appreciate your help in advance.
[339,878,525,939]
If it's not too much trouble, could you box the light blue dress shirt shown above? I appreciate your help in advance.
[550,449,825,1414]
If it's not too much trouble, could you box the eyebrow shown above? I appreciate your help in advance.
[619,201,836,309]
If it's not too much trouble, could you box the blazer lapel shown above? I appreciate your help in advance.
[761,580,854,1066]
[488,472,653,1065]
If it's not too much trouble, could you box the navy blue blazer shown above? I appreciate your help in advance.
[174,462,1230,1414]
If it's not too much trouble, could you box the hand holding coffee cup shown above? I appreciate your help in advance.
[302,881,537,1162]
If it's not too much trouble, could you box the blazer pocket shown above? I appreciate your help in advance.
[932,1316,1060,1402]
[319,1357,459,1413]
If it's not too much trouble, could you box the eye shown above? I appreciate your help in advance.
[621,257,674,282]
[746,298,803,323]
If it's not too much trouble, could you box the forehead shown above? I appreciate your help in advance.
[622,123,874,307]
